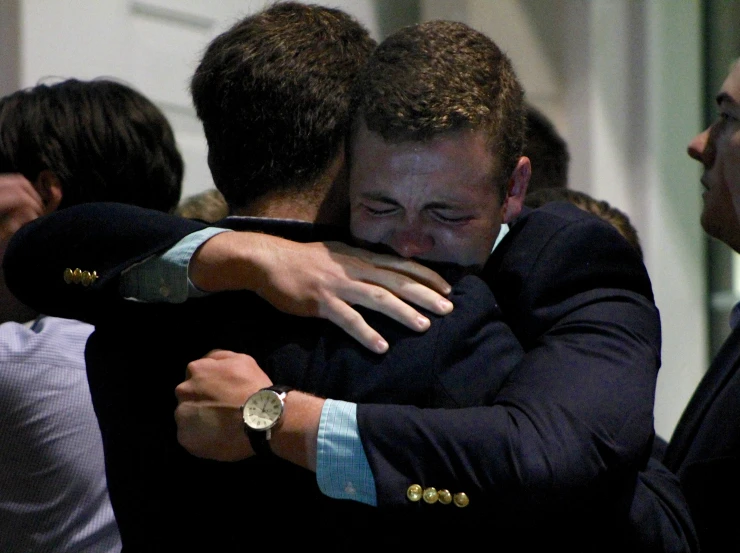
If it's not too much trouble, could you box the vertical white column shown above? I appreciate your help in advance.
[0,0,21,97]
[643,1,705,439]
[564,0,704,439]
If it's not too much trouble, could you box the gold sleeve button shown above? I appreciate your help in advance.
[438,489,452,505]
[423,487,439,504]
[406,484,423,502]
[453,492,469,508]
[63,268,99,286]
[81,270,98,286]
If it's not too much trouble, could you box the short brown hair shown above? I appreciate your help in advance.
[191,2,376,210]
[0,79,182,212]
[525,188,643,258]
[351,20,525,198]
[523,104,570,193]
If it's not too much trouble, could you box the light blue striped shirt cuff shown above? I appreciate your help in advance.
[119,227,231,302]
[316,399,377,506]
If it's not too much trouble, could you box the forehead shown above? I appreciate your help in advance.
[349,124,499,198]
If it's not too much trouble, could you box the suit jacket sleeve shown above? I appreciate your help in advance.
[625,458,699,553]
[3,202,209,323]
[357,205,662,519]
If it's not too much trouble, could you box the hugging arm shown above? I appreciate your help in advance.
[3,202,209,322]
[356,207,662,511]
[357,289,660,511]
[3,201,452,350]
[172,205,694,549]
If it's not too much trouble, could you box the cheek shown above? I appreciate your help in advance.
[438,226,497,265]
[349,211,386,243]
[725,132,740,188]
[717,131,740,209]
[704,179,734,225]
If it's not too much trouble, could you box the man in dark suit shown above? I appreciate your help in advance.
[4,9,695,553]
[663,57,740,552]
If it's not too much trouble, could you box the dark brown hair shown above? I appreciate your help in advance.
[523,104,570,193]
[525,188,642,258]
[191,2,376,210]
[0,78,182,212]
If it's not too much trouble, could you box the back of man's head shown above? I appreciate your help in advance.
[525,188,642,258]
[523,104,570,193]
[0,79,183,213]
[191,2,376,211]
[351,20,525,200]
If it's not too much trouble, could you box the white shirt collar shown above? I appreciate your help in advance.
[492,224,510,253]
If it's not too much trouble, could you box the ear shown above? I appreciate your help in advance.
[500,156,530,223]
[34,170,63,214]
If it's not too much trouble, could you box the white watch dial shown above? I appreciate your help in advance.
[243,389,284,431]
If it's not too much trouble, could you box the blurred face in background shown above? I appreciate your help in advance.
[688,60,740,251]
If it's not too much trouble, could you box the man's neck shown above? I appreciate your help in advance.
[228,151,348,226]
[232,197,318,223]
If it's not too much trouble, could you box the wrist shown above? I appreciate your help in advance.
[269,391,324,472]
[189,231,271,293]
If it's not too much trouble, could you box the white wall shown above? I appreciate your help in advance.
[560,1,705,440]
[15,0,269,199]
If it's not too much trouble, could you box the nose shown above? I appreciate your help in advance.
[388,223,435,259]
[687,127,714,167]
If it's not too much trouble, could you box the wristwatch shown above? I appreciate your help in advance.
[241,385,293,457]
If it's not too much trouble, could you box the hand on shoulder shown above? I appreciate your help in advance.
[189,232,455,353]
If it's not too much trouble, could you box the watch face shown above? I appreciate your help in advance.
[243,389,284,431]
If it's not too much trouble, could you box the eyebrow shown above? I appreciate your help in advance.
[359,192,466,210]
[359,192,401,205]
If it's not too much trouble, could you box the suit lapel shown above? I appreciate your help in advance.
[665,325,740,468]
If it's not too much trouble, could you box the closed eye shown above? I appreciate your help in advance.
[362,204,398,216]
[431,211,473,224]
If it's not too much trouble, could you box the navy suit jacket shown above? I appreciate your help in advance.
[5,204,525,549]
[3,201,696,551]
[664,324,740,552]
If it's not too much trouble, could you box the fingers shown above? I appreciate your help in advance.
[175,401,251,461]
[176,350,270,403]
[328,241,452,295]
[311,242,459,353]
[183,349,230,381]
[174,349,259,461]
[358,267,454,316]
[320,284,441,354]
[0,174,45,241]
[322,297,389,354]
[0,174,43,210]
[368,253,453,297]
[338,280,434,330]
[324,242,454,316]
[202,349,235,360]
